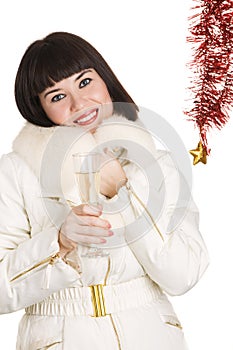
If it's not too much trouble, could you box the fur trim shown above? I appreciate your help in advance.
[95,114,156,154]
[12,114,157,201]
[13,122,58,177]
[12,122,97,178]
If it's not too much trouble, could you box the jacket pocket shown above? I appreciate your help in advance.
[31,335,63,350]
[160,314,182,330]
[157,293,182,330]
[35,341,62,349]
[18,315,64,350]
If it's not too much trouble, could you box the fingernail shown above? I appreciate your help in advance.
[108,231,114,236]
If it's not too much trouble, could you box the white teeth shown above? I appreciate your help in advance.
[75,111,96,124]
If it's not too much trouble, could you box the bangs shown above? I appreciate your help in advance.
[32,41,94,94]
[15,31,138,126]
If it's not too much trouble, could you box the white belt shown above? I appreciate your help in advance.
[25,276,162,317]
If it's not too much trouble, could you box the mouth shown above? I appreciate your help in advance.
[73,108,98,126]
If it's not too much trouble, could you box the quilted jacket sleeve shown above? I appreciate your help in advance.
[0,154,80,314]
[123,151,209,296]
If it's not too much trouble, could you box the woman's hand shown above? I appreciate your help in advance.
[100,151,127,198]
[58,204,112,257]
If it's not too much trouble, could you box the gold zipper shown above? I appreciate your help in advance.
[89,253,122,348]
[104,256,111,285]
[37,341,62,349]
[105,257,122,350]
[109,314,122,350]
[10,252,60,283]
[126,182,164,242]
[165,321,183,330]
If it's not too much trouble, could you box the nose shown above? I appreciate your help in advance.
[70,93,88,113]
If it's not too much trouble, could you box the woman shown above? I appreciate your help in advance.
[0,32,208,349]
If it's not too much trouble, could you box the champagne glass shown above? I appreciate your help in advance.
[73,151,109,258]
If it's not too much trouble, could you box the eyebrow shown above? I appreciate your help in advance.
[43,69,93,98]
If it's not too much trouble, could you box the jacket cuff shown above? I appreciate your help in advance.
[8,227,61,282]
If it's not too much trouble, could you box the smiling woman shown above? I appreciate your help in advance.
[15,32,138,127]
[0,31,209,350]
[39,69,114,130]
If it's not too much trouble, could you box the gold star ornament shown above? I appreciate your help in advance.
[189,141,207,165]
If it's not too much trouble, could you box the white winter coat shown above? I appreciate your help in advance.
[0,115,208,349]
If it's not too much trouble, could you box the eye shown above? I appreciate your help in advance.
[79,78,92,88]
[51,93,65,103]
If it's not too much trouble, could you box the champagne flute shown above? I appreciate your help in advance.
[73,151,109,258]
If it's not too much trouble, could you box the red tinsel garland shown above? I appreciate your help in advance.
[185,0,233,156]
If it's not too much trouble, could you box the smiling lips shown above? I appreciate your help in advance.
[73,108,98,126]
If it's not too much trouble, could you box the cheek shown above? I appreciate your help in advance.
[92,82,112,103]
[102,88,112,103]
[40,101,67,124]
[101,87,113,117]
[39,98,53,119]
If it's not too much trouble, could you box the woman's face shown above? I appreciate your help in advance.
[39,69,113,131]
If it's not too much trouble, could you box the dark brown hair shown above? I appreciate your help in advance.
[15,32,138,127]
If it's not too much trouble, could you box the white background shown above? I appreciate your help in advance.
[1,0,232,349]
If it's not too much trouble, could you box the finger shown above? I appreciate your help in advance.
[74,234,107,245]
[101,148,118,169]
[73,204,102,217]
[103,147,115,158]
[77,215,111,229]
[78,225,113,237]
[61,224,113,244]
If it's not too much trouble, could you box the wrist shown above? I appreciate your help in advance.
[58,231,77,258]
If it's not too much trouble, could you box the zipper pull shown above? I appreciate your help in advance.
[42,253,60,290]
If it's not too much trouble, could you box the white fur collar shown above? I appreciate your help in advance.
[12,114,156,201]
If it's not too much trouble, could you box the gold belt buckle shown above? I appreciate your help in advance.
[89,284,107,317]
